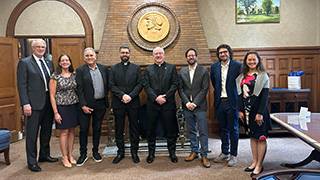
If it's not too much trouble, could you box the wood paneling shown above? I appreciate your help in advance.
[0,37,20,132]
[51,38,85,69]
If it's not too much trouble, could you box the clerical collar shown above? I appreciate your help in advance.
[121,61,130,66]
[155,61,166,67]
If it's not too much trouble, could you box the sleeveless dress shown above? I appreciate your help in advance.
[52,73,79,129]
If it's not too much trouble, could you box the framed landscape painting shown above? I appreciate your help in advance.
[236,0,280,24]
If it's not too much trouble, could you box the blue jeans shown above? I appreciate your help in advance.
[216,100,239,156]
[183,110,209,157]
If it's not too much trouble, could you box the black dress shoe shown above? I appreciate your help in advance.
[38,156,58,163]
[131,154,140,163]
[244,167,255,172]
[169,154,178,163]
[146,154,155,164]
[28,164,41,172]
[250,167,264,177]
[112,154,124,164]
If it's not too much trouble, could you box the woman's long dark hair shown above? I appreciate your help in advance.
[55,54,74,74]
[242,51,265,75]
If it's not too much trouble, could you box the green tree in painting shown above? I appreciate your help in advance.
[238,0,257,15]
[262,0,273,16]
[274,6,279,14]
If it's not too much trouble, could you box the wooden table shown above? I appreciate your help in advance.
[270,113,320,168]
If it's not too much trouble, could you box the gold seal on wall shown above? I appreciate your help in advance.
[128,2,180,51]
[137,12,170,42]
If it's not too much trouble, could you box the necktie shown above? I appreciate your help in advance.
[40,59,50,82]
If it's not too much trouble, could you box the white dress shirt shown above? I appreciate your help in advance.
[33,54,50,91]
[220,60,230,98]
[188,63,197,85]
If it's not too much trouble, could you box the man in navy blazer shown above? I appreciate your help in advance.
[210,44,241,167]
[75,47,109,166]
[17,39,58,172]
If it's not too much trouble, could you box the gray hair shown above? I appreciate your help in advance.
[152,47,164,54]
[83,47,95,55]
[31,39,46,47]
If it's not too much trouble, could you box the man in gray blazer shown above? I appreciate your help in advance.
[17,39,58,172]
[178,48,210,168]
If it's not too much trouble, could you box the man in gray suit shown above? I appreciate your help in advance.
[178,48,210,168]
[17,39,58,172]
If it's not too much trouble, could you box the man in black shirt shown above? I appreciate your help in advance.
[143,47,179,163]
[109,45,142,164]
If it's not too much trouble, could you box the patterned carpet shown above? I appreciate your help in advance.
[0,136,319,180]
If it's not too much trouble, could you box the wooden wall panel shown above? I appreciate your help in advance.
[51,38,85,69]
[0,37,20,132]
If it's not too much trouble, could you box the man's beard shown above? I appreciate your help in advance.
[188,59,196,65]
[121,56,129,62]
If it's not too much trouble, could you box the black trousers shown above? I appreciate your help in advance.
[147,107,178,155]
[113,107,140,155]
[79,100,106,155]
[25,93,53,166]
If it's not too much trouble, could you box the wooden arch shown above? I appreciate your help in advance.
[6,0,94,47]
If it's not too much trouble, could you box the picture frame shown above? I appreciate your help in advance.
[236,0,280,24]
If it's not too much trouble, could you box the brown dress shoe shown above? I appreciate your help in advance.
[185,152,198,162]
[202,157,211,168]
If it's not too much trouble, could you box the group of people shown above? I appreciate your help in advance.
[17,39,270,177]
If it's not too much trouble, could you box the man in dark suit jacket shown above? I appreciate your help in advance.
[210,44,242,167]
[75,47,109,166]
[178,48,210,168]
[143,47,179,164]
[109,45,142,164]
[17,39,58,172]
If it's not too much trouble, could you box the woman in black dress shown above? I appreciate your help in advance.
[49,54,79,168]
[236,51,270,176]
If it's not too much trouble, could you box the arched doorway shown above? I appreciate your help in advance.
[6,0,93,47]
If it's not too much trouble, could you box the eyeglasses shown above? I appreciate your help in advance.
[34,46,46,49]
[219,50,228,55]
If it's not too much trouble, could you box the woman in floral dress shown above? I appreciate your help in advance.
[236,51,271,176]
[49,54,79,168]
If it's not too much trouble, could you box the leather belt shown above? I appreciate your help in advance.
[221,97,228,102]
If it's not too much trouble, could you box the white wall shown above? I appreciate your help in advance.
[198,0,319,48]
[0,0,108,49]
[0,0,319,49]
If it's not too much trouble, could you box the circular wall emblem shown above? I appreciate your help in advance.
[128,3,180,51]
[137,11,170,42]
